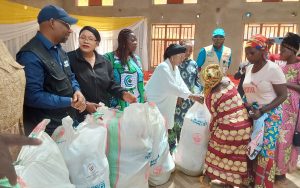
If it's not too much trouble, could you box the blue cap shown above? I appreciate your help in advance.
[37,5,78,25]
[212,28,225,37]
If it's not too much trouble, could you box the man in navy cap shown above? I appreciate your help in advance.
[196,28,232,78]
[17,5,86,136]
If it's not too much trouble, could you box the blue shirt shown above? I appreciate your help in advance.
[196,45,232,68]
[17,32,80,109]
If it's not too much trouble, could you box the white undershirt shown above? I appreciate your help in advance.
[243,60,286,106]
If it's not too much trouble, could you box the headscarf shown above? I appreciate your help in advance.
[245,34,269,52]
[79,26,101,42]
[201,64,223,97]
[281,32,300,54]
[163,44,186,60]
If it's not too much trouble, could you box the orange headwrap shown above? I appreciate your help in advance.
[201,64,223,97]
[245,34,269,51]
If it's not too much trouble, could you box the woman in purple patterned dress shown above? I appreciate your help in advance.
[275,32,300,184]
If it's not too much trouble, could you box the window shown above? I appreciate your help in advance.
[151,24,195,69]
[154,0,197,5]
[242,23,298,60]
[246,0,299,2]
[77,0,113,6]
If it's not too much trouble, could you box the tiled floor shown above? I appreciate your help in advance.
[150,169,300,188]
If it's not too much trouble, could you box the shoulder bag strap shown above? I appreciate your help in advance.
[295,99,300,133]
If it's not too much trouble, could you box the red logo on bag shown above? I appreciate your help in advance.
[193,133,201,144]
[17,176,27,188]
[31,119,50,137]
[58,129,65,137]
[148,102,156,107]
[153,166,163,175]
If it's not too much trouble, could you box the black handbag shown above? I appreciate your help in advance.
[293,101,300,146]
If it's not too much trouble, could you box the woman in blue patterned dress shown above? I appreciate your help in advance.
[169,40,202,152]
[243,34,287,188]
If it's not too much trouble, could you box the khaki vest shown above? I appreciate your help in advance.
[202,45,231,74]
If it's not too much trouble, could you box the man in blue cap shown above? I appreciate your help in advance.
[196,28,232,78]
[17,5,86,136]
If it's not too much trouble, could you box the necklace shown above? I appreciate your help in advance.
[252,60,266,73]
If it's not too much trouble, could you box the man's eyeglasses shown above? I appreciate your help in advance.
[79,36,97,42]
[55,19,71,30]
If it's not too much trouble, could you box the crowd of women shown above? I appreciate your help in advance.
[64,23,299,188]
[201,33,300,188]
[66,25,203,150]
[64,25,299,188]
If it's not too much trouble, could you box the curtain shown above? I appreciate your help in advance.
[0,21,38,58]
[0,19,148,70]
[0,0,149,70]
[0,0,143,31]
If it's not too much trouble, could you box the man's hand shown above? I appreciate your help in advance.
[0,134,42,186]
[71,91,86,112]
[86,102,101,114]
[122,92,137,104]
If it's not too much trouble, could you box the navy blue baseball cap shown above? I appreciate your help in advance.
[37,5,78,25]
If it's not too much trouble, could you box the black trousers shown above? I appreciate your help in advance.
[23,105,76,136]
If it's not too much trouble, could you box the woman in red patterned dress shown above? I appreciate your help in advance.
[201,64,252,188]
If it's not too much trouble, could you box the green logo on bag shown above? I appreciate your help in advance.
[145,152,151,160]
[91,181,105,188]
[150,154,160,167]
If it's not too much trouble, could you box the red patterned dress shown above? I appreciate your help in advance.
[204,81,252,187]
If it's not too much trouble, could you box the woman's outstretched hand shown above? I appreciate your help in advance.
[189,94,204,104]
[122,92,137,103]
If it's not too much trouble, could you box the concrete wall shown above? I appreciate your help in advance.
[11,0,63,8]
[11,0,300,73]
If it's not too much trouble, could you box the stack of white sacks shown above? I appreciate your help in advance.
[13,102,211,187]
[15,119,75,188]
[13,102,177,188]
